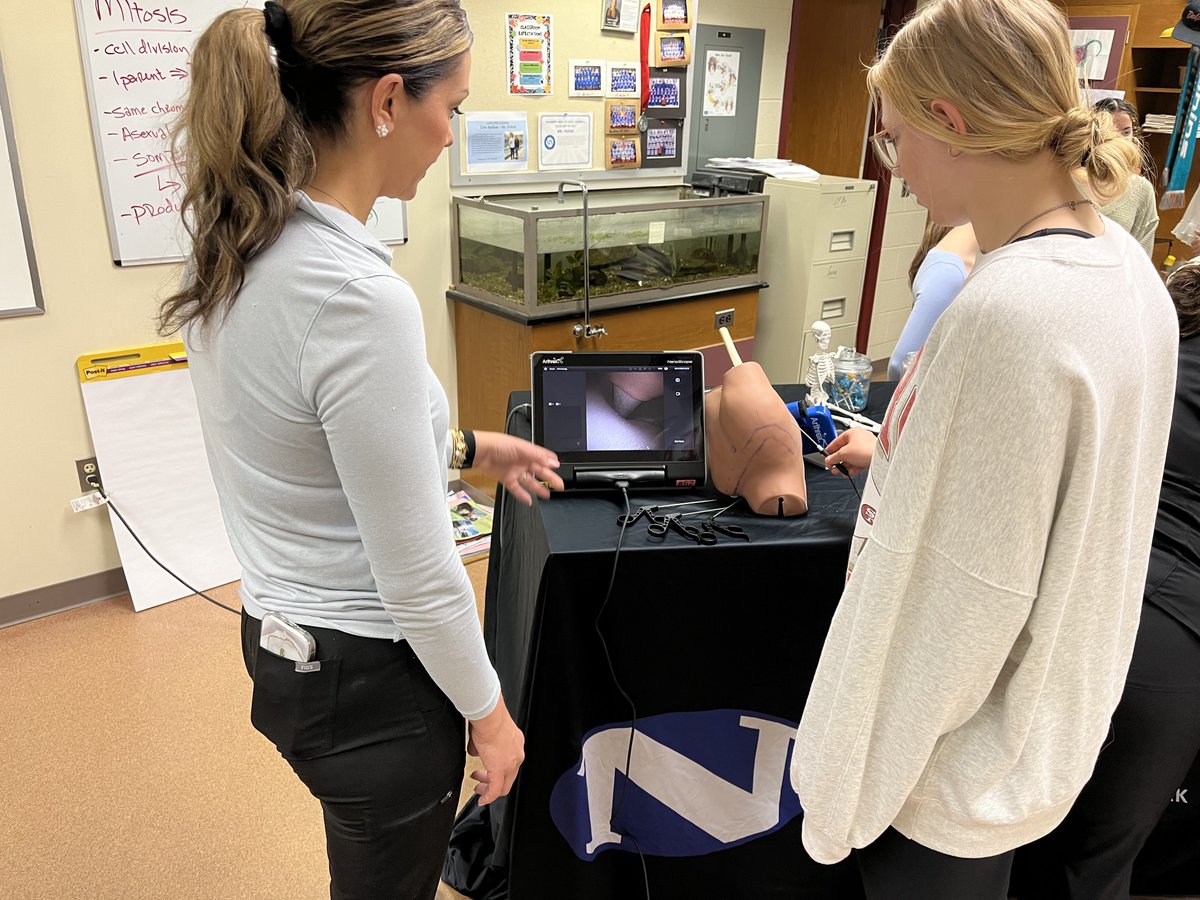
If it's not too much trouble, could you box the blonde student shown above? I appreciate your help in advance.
[791,2,1178,898]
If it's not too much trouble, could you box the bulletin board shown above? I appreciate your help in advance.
[72,0,407,267]
[0,50,43,318]
[449,1,699,188]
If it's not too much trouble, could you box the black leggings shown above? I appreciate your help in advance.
[857,827,1014,900]
[241,611,465,900]
[1014,602,1200,900]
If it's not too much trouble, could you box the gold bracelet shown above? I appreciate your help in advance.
[450,428,468,469]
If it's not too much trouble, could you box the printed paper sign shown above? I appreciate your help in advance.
[507,13,553,95]
[464,112,530,173]
[703,50,740,117]
[539,113,592,170]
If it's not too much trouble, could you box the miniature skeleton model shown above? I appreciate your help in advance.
[804,320,836,408]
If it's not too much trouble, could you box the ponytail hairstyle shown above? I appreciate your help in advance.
[1166,259,1200,339]
[158,0,472,337]
[909,221,952,287]
[866,0,1139,205]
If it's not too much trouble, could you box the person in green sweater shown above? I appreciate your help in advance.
[1094,97,1159,256]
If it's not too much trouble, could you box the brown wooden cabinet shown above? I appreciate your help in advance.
[1128,3,1200,268]
[452,289,758,494]
[1056,2,1198,268]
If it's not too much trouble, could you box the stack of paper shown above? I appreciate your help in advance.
[705,157,821,180]
[1144,114,1176,135]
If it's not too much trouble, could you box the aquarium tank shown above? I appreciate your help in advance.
[451,187,768,319]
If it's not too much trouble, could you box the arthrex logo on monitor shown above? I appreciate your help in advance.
[549,709,802,859]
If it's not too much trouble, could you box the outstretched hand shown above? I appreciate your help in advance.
[822,426,877,477]
[472,431,564,504]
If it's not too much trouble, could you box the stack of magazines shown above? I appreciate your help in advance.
[448,489,493,562]
[1144,114,1176,135]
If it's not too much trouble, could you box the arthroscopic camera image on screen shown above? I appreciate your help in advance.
[539,366,696,453]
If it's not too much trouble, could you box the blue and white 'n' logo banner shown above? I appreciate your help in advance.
[549,709,802,860]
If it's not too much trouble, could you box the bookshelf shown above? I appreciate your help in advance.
[1130,4,1200,268]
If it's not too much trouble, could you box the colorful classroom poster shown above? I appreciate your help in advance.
[538,113,592,170]
[703,50,740,117]
[507,13,553,95]
[463,112,530,173]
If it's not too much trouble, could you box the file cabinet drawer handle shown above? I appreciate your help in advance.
[829,229,855,253]
[821,298,846,320]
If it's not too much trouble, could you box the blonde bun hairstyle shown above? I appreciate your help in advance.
[867,0,1138,202]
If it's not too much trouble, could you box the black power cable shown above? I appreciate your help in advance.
[87,477,239,616]
[594,481,650,900]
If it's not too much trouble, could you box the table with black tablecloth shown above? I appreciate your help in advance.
[443,383,1199,900]
[443,383,885,900]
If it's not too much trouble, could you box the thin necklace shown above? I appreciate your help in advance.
[1003,198,1094,247]
[305,184,354,217]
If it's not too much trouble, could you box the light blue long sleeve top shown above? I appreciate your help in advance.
[887,250,968,381]
[184,192,500,721]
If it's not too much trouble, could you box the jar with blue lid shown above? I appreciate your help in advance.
[825,351,872,412]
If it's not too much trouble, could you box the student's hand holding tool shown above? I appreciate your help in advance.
[822,427,877,477]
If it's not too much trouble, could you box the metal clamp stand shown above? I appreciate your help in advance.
[557,180,607,340]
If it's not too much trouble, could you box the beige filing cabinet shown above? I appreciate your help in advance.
[754,176,877,383]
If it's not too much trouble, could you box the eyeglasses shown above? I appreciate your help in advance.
[870,126,900,172]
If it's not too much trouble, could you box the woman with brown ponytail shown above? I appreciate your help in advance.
[789,1,1178,897]
[158,3,561,897]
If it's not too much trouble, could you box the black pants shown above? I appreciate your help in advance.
[857,827,1014,900]
[1014,602,1200,900]
[241,611,465,900]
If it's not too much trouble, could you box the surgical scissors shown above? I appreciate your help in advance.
[616,498,718,527]
[677,499,750,542]
[646,513,718,544]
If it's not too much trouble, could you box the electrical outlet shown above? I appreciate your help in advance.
[76,457,101,493]
[714,308,735,330]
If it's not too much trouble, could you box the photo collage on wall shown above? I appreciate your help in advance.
[641,64,686,169]
[492,3,693,175]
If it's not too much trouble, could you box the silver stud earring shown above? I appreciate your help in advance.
[376,124,389,139]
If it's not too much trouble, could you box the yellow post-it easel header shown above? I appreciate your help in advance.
[76,342,188,383]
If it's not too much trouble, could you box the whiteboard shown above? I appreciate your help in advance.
[0,50,43,318]
[73,0,406,266]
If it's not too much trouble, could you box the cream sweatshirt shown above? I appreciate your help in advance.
[790,223,1178,863]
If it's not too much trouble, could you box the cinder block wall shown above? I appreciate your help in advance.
[866,177,928,367]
